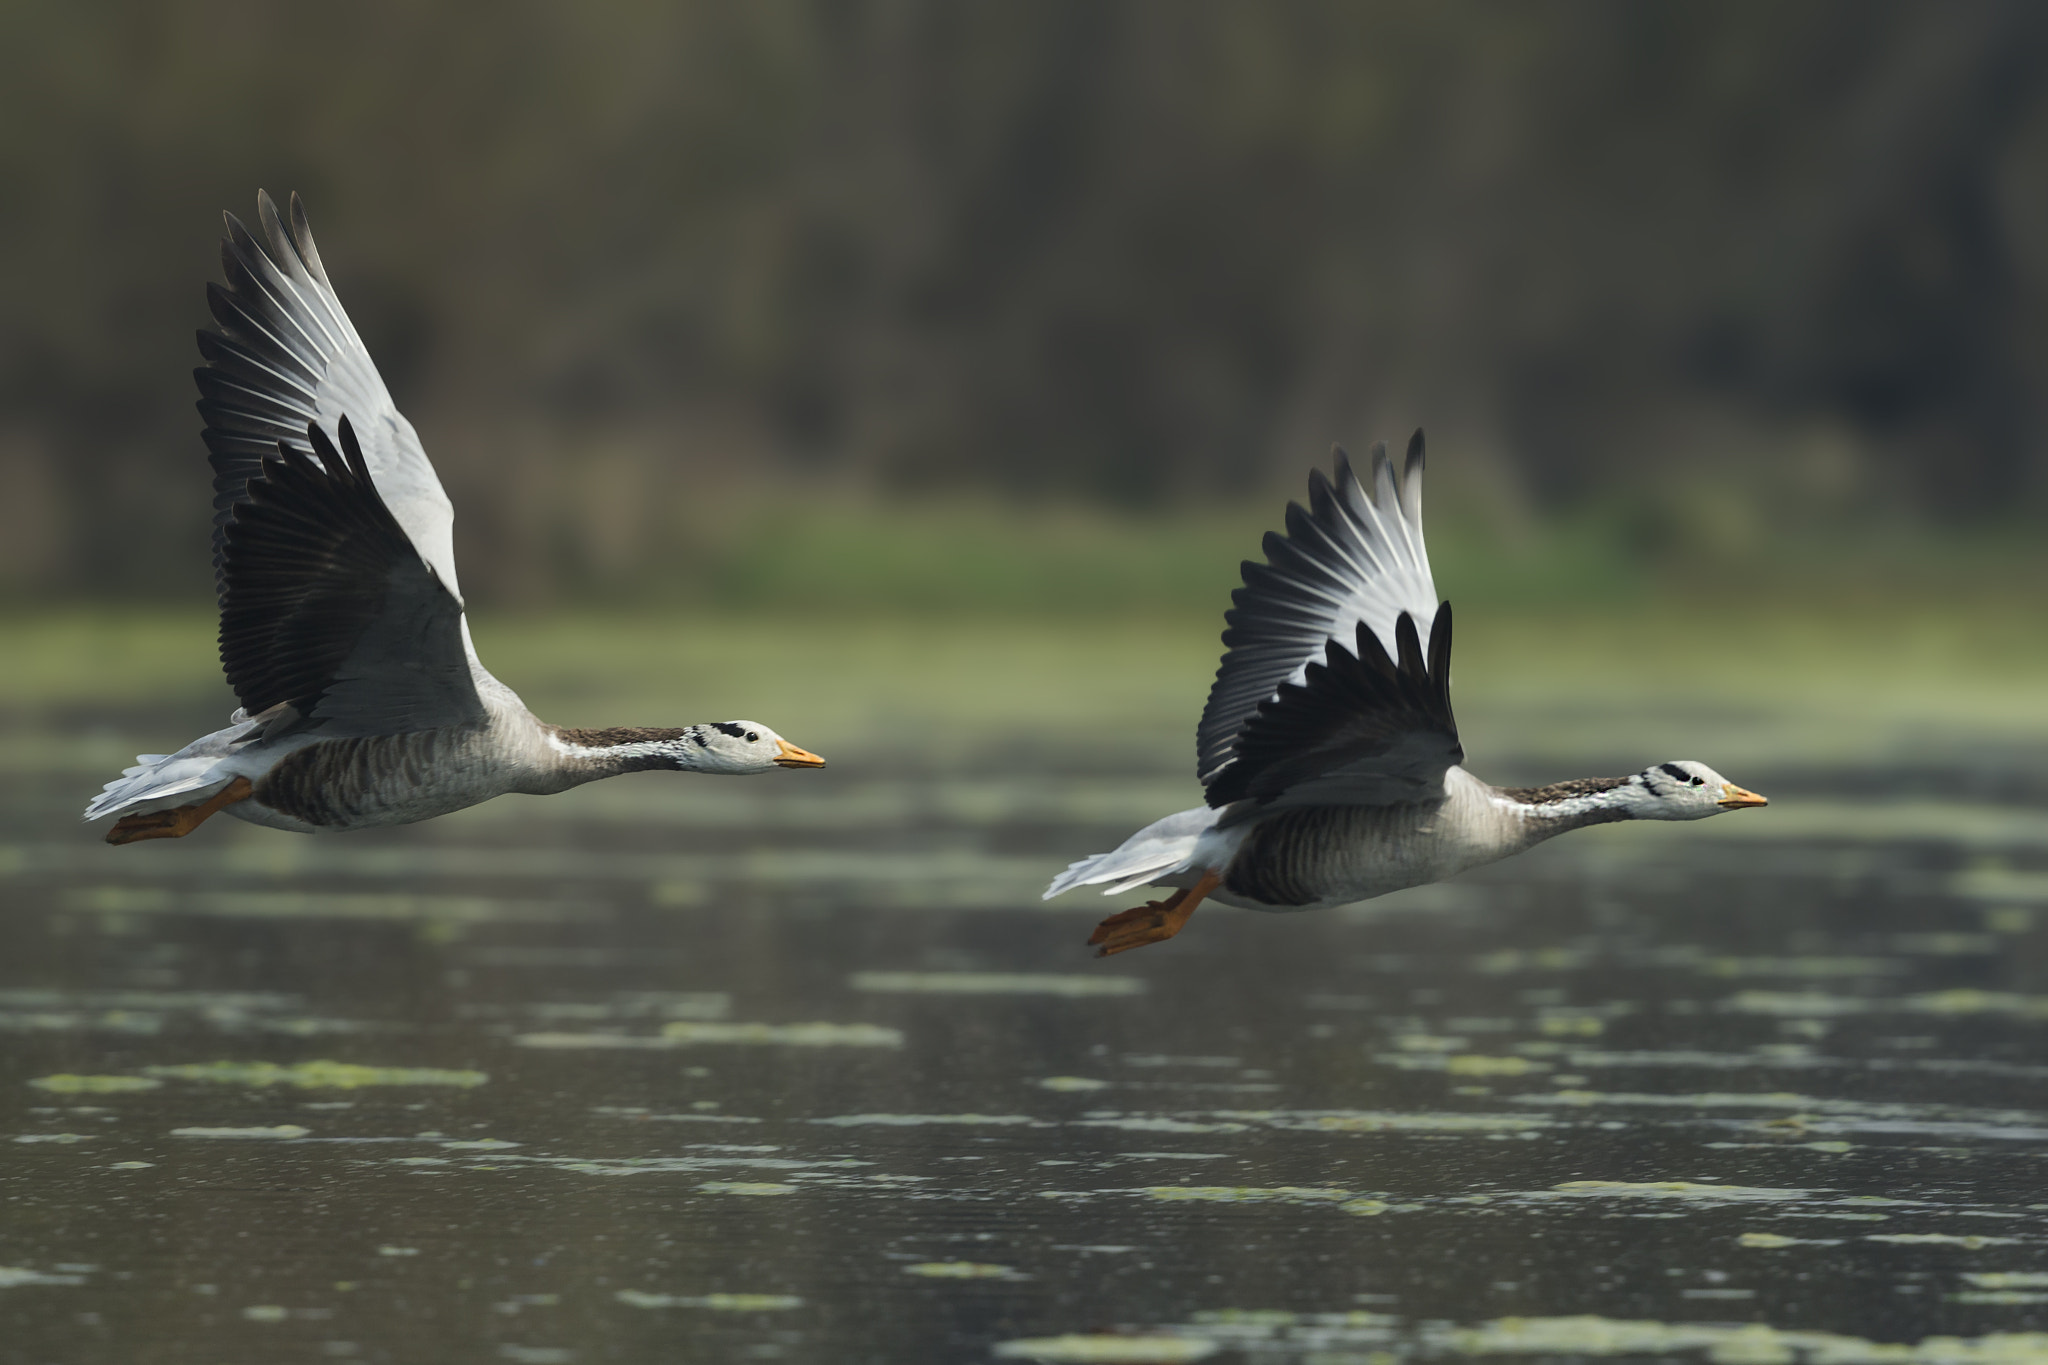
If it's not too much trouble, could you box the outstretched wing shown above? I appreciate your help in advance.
[1203,607,1460,816]
[196,190,461,600]
[219,419,485,735]
[1197,431,1443,793]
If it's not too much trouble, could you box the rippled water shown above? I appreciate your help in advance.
[9,675,2048,1363]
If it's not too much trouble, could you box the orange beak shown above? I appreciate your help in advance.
[773,739,827,769]
[1718,783,1768,809]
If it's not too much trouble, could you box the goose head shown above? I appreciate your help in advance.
[686,721,826,774]
[1620,760,1766,820]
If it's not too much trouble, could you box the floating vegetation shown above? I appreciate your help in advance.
[1542,1181,1811,1203]
[0,1267,89,1288]
[1376,1052,1549,1076]
[1146,1186,1355,1205]
[143,1061,487,1089]
[592,1107,763,1125]
[903,1262,1026,1280]
[812,1114,1043,1128]
[661,1021,903,1047]
[28,1074,161,1094]
[516,1022,902,1049]
[698,1182,797,1196]
[1222,1110,1550,1135]
[1738,1232,1843,1248]
[851,972,1145,997]
[1438,1315,2048,1360]
[1722,989,2048,1020]
[1866,1233,2023,1249]
[616,1290,803,1311]
[1072,1116,1247,1134]
[1039,1077,1110,1092]
[994,1336,1217,1363]
[1140,1186,1401,1216]
[170,1126,310,1139]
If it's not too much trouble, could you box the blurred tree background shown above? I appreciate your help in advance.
[4,0,2047,608]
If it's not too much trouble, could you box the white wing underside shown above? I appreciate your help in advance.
[218,192,461,595]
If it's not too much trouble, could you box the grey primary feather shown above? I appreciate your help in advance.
[197,190,461,598]
[218,419,484,736]
[1197,432,1439,791]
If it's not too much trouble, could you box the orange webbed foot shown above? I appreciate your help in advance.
[106,777,254,845]
[1087,871,1223,958]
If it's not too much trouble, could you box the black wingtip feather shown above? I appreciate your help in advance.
[1406,428,1426,476]
[1203,605,1459,808]
[216,418,416,717]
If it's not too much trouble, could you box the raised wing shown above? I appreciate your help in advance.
[195,190,461,600]
[1205,608,1460,817]
[1197,432,1441,791]
[219,419,485,736]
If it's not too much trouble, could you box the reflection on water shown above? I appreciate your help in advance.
[8,692,2048,1363]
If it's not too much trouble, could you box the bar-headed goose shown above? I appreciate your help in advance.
[1045,432,1766,955]
[86,192,825,844]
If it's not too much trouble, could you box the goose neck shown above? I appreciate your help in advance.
[1494,776,1637,841]
[541,725,692,784]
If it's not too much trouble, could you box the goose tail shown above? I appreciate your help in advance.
[1042,805,1222,900]
[82,714,262,822]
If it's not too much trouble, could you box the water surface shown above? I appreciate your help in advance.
[8,617,2048,1363]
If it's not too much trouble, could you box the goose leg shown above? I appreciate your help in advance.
[106,777,255,845]
[1088,870,1224,957]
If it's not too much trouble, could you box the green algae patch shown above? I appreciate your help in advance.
[851,972,1145,997]
[520,1022,902,1048]
[171,1125,310,1139]
[0,1266,89,1288]
[662,1021,903,1047]
[1147,1186,1354,1206]
[1739,1232,1843,1248]
[28,1074,160,1094]
[1967,1273,2048,1289]
[994,1336,1216,1363]
[1547,1181,1809,1202]
[699,1182,797,1196]
[904,1261,1024,1280]
[1039,1076,1110,1092]
[142,1060,487,1090]
[1447,1054,1548,1077]
[1866,1232,2021,1249]
[617,1290,803,1310]
[1440,1315,2048,1359]
[810,1113,1040,1128]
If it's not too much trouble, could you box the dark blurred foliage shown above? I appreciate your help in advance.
[4,1,2048,599]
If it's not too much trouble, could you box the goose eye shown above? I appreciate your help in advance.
[1690,776,1704,786]
[746,731,759,743]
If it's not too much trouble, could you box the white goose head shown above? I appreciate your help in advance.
[682,721,826,775]
[1617,760,1767,821]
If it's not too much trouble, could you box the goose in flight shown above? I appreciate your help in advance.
[86,192,825,844]
[1045,432,1766,955]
